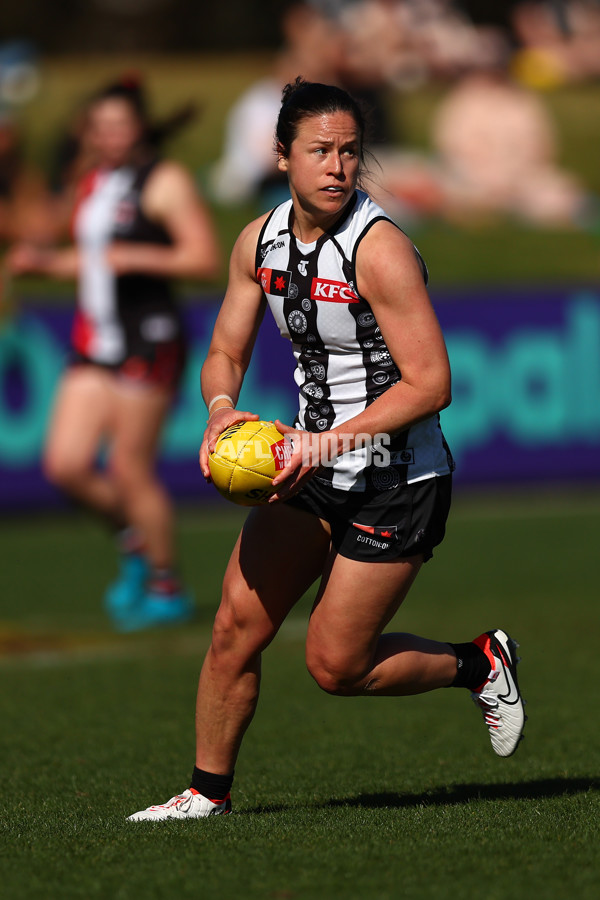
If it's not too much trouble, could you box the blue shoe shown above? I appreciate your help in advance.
[104,553,149,625]
[111,590,196,633]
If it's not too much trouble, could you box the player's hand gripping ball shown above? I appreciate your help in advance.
[208,420,292,506]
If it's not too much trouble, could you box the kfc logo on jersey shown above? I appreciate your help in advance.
[310,278,359,303]
[257,267,292,297]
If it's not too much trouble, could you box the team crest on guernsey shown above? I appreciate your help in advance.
[257,267,292,297]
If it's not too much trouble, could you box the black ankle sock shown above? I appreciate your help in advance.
[190,766,234,802]
[149,568,181,596]
[116,527,144,556]
[448,641,491,690]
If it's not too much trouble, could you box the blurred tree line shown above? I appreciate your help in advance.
[0,0,534,54]
[0,0,286,53]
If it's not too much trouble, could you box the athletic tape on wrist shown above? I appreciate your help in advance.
[208,394,234,416]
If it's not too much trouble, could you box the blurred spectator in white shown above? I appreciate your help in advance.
[511,0,600,88]
[209,1,345,208]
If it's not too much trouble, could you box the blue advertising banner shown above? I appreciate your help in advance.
[1,286,599,508]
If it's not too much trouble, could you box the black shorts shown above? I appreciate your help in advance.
[70,336,187,392]
[286,473,452,563]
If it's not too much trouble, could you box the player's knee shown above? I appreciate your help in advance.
[306,650,364,696]
[210,582,273,662]
[43,450,88,491]
[108,450,145,493]
[210,602,242,656]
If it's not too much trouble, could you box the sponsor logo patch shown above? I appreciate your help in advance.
[352,523,398,539]
[310,278,359,303]
[257,267,292,297]
[260,239,285,258]
[272,438,292,472]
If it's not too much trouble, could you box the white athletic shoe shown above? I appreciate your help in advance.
[470,628,526,758]
[127,788,231,821]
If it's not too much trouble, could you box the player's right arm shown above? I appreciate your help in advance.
[199,215,268,479]
[5,243,80,280]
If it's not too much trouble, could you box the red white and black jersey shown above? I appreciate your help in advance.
[71,158,183,365]
[256,189,454,491]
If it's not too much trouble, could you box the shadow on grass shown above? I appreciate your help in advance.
[325,777,599,810]
[240,777,598,815]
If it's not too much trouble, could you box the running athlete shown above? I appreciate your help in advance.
[7,79,221,630]
[129,79,525,820]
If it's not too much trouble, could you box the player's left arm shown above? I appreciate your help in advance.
[331,219,451,446]
[106,161,222,280]
[271,221,451,500]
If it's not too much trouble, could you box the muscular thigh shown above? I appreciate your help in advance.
[306,552,423,674]
[215,502,331,653]
[44,366,116,469]
[109,380,172,468]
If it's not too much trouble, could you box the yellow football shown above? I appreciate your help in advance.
[208,420,292,506]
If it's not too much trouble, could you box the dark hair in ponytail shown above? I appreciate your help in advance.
[276,77,366,161]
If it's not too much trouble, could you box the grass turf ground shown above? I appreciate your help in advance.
[0,490,599,899]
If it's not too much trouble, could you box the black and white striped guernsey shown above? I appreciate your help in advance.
[255,189,454,492]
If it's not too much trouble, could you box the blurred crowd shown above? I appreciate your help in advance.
[209,0,600,228]
[1,0,600,252]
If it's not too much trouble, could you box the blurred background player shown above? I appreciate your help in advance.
[6,76,222,630]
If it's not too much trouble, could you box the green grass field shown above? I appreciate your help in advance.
[1,490,599,899]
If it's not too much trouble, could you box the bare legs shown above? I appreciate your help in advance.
[43,366,174,569]
[194,503,457,775]
[305,552,457,696]
[195,503,331,773]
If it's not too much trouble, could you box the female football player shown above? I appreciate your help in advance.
[7,78,221,630]
[129,78,525,819]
